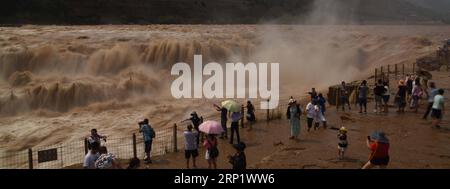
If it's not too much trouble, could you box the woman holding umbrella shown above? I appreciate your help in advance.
[199,120,223,169]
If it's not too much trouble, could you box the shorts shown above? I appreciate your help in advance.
[340,96,349,104]
[184,149,198,159]
[383,95,390,104]
[396,97,406,108]
[144,140,152,153]
[431,109,442,119]
[307,118,314,128]
[338,146,347,151]
[370,156,390,166]
[375,95,383,104]
[338,143,348,151]
[358,97,367,106]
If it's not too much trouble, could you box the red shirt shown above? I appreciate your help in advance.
[369,142,389,159]
[203,138,217,150]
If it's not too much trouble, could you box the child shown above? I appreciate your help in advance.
[313,101,327,130]
[338,127,348,159]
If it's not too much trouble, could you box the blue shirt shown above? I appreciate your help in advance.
[184,131,198,150]
[140,124,154,142]
[428,88,439,103]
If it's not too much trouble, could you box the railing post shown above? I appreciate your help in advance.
[266,99,270,122]
[132,133,137,158]
[380,66,384,80]
[387,65,390,79]
[84,138,88,155]
[402,64,405,76]
[28,148,33,169]
[173,124,178,152]
[395,64,398,78]
[374,68,377,83]
[241,104,244,127]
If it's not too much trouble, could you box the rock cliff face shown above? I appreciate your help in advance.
[0,0,449,24]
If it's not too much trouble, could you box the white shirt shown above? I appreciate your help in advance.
[306,102,315,118]
[432,94,445,110]
[83,151,100,169]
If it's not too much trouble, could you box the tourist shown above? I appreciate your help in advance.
[431,89,445,128]
[228,142,246,170]
[337,127,348,160]
[183,111,202,145]
[83,141,100,169]
[287,98,301,139]
[184,124,199,169]
[305,98,315,132]
[214,104,228,139]
[382,81,391,113]
[362,131,390,169]
[423,82,438,119]
[374,79,385,113]
[340,81,351,111]
[358,80,369,113]
[410,77,423,113]
[204,134,219,169]
[395,80,407,113]
[317,93,327,116]
[139,118,155,164]
[87,128,106,150]
[314,100,327,129]
[309,88,318,100]
[246,100,256,131]
[406,74,414,103]
[229,112,242,144]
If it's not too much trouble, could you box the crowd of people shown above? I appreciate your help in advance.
[283,72,445,169]
[81,71,445,169]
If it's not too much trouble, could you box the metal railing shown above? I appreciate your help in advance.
[0,126,176,169]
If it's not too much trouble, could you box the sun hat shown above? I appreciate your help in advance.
[371,131,389,143]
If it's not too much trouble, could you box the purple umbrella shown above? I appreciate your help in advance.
[199,120,224,134]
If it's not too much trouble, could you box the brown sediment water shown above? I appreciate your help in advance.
[1,25,450,152]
